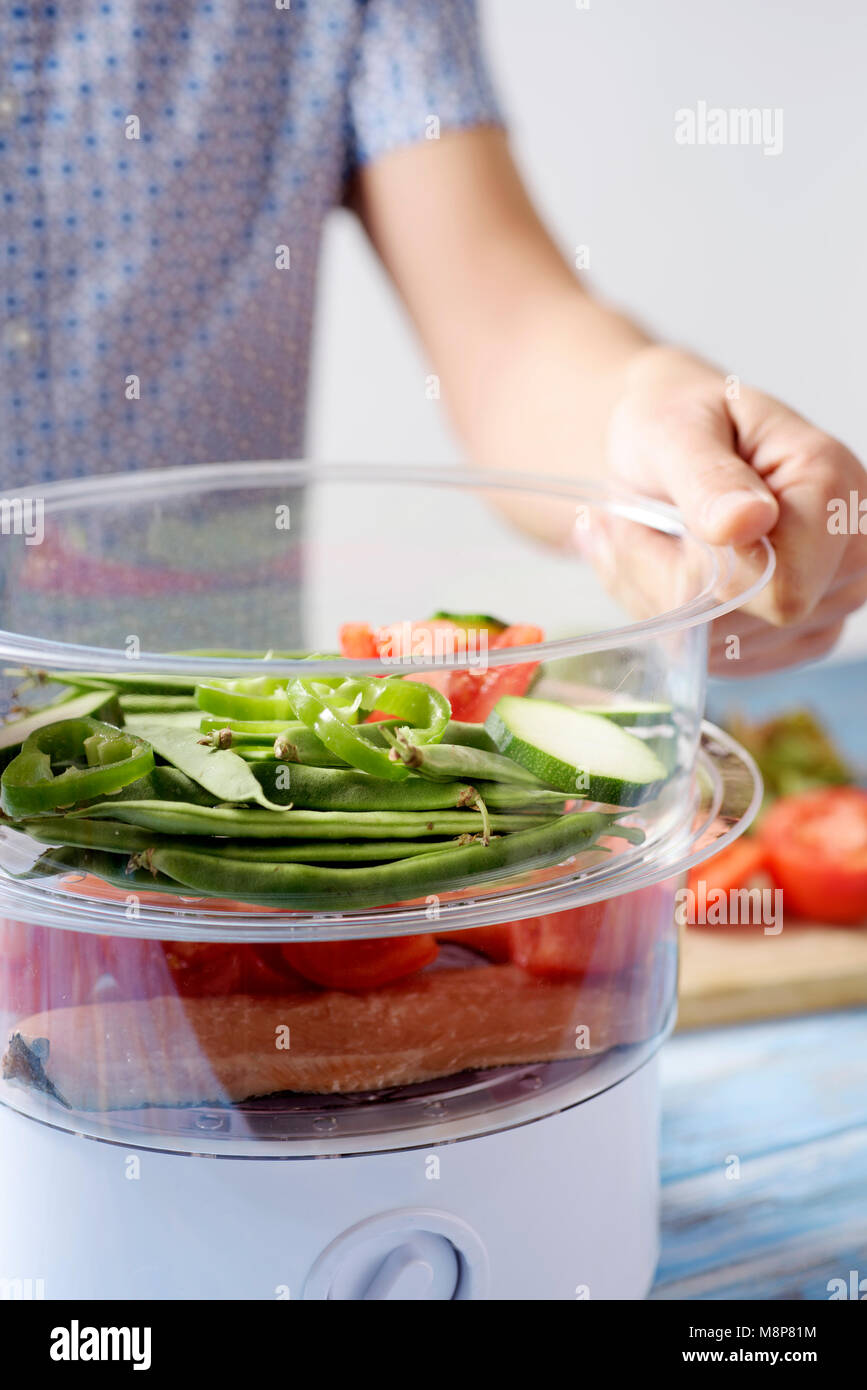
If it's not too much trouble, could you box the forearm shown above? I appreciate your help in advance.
[444,278,651,480]
[352,127,649,478]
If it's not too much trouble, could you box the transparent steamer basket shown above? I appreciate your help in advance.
[0,725,760,1154]
[0,463,772,1153]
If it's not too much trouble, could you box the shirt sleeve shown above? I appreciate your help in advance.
[345,0,504,173]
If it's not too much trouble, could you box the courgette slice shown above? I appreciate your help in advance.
[486,696,668,806]
[570,701,674,728]
[0,687,122,751]
[430,610,506,634]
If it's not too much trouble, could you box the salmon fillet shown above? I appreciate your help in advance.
[2,964,668,1112]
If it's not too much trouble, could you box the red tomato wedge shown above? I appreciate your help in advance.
[687,839,770,899]
[280,934,439,990]
[439,887,665,979]
[338,617,544,723]
[163,942,310,997]
[446,623,544,722]
[338,622,378,659]
[759,786,867,924]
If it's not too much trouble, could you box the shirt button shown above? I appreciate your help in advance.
[2,319,36,351]
[0,91,20,126]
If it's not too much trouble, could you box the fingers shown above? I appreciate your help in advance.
[608,350,780,547]
[656,414,780,548]
[579,499,861,679]
[726,388,865,624]
[579,509,777,631]
[709,619,847,677]
[576,510,711,621]
[719,558,867,647]
[709,554,867,673]
[608,348,867,635]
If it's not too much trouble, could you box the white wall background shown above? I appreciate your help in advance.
[307,0,867,657]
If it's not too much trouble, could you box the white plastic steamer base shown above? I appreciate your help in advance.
[0,1056,659,1301]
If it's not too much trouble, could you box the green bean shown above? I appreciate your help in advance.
[119,694,199,714]
[234,747,279,763]
[441,721,498,753]
[387,732,548,786]
[21,815,476,863]
[129,710,203,734]
[32,652,327,698]
[72,801,555,839]
[89,764,219,807]
[27,845,194,896]
[181,836,483,863]
[123,717,288,811]
[250,761,502,812]
[37,670,198,695]
[22,816,174,855]
[140,810,627,909]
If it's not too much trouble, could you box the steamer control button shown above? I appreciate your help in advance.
[360,1234,460,1301]
[303,1208,489,1301]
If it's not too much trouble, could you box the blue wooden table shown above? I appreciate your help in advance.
[652,1012,867,1299]
[652,656,867,1300]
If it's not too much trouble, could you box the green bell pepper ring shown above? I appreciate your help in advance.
[194,658,344,723]
[0,717,155,818]
[288,676,450,779]
[195,677,296,722]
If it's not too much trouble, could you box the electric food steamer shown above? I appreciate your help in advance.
[0,463,771,1301]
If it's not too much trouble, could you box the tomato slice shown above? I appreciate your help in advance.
[687,839,769,898]
[759,786,867,924]
[438,887,664,978]
[339,617,544,725]
[162,942,311,997]
[505,894,658,978]
[280,934,438,990]
[338,622,378,659]
[446,623,544,722]
[162,943,244,997]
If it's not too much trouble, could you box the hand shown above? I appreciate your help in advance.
[603,345,867,674]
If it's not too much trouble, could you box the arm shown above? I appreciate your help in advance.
[350,127,867,673]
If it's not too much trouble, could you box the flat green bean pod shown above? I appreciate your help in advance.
[22,816,176,855]
[88,764,219,807]
[140,810,634,910]
[72,801,555,839]
[249,761,565,813]
[123,717,290,811]
[176,836,482,863]
[387,732,550,786]
[440,722,499,753]
[250,762,484,812]
[21,816,477,864]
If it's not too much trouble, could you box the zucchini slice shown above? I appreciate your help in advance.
[486,696,668,806]
[570,700,674,728]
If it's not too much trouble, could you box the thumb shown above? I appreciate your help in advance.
[660,413,780,546]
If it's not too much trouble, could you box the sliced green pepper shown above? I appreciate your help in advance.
[288,676,449,779]
[195,676,296,722]
[0,717,155,818]
[194,656,339,723]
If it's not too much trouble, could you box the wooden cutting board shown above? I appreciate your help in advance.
[677,922,867,1029]
[696,656,867,1028]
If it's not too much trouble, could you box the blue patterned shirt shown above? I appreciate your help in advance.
[0,0,500,484]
